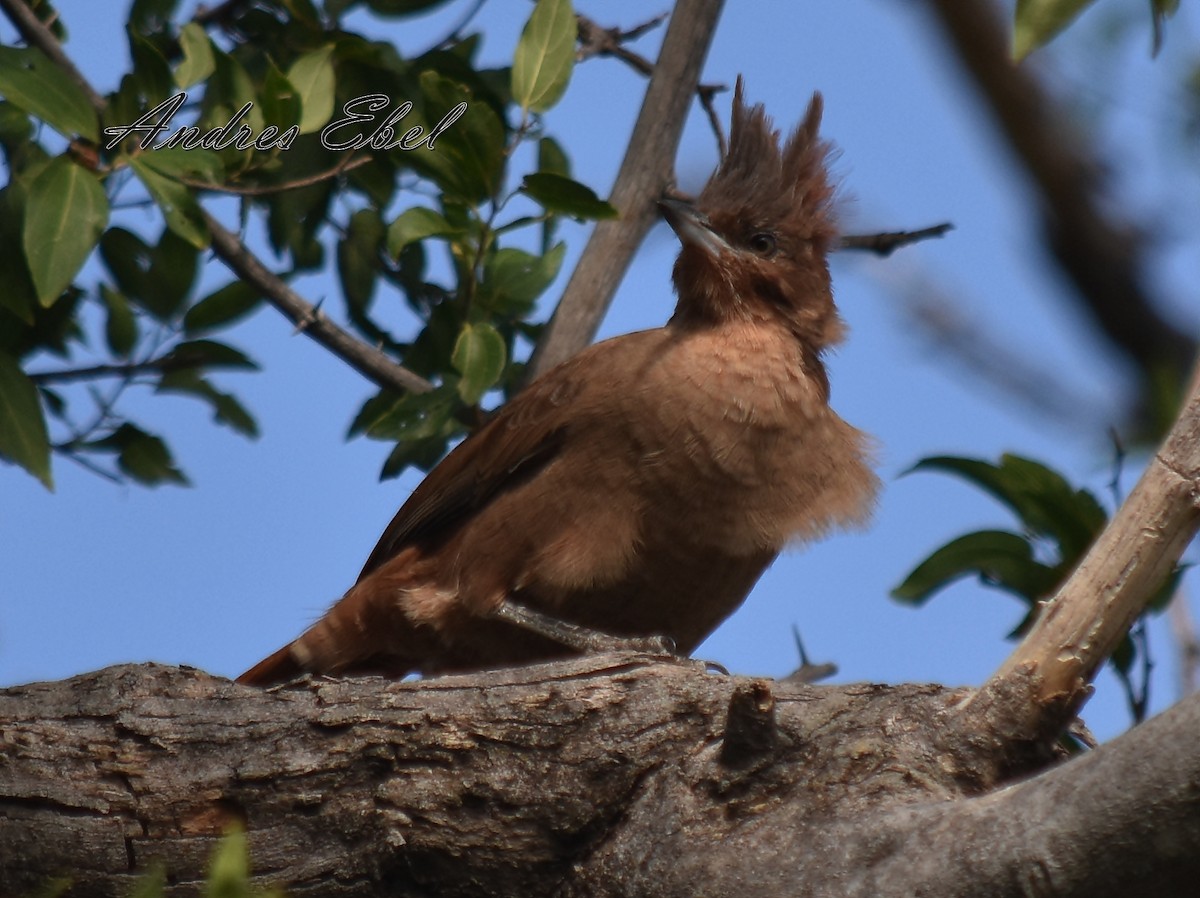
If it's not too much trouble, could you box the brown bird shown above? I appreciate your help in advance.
[238,79,879,686]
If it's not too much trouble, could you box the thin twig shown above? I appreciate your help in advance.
[419,0,487,55]
[180,154,372,196]
[838,222,953,256]
[56,448,123,484]
[575,12,728,160]
[697,83,728,160]
[29,360,168,385]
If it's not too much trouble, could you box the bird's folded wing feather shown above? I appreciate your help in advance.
[355,359,590,581]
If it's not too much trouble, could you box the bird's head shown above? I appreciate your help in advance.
[662,78,843,351]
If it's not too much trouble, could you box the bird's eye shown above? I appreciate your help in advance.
[748,232,777,256]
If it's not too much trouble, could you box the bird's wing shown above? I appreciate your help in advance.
[355,355,590,581]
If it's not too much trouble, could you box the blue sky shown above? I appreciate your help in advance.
[2,0,1197,741]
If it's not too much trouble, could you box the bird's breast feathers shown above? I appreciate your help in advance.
[626,322,879,551]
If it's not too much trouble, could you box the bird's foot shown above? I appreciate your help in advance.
[493,600,677,658]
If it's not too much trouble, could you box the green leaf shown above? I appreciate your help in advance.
[260,62,301,134]
[87,423,188,487]
[1013,0,1095,60]
[380,431,456,478]
[22,156,109,307]
[184,281,263,335]
[0,186,38,324]
[175,22,216,88]
[482,242,565,315]
[131,156,209,248]
[163,339,259,371]
[142,228,200,320]
[538,136,570,177]
[101,284,138,357]
[386,206,459,257]
[157,370,259,438]
[512,0,576,113]
[0,351,52,488]
[136,145,225,184]
[100,227,153,302]
[128,30,175,108]
[452,321,506,404]
[205,826,249,898]
[906,454,1106,562]
[337,207,385,311]
[520,172,617,220]
[130,0,179,37]
[0,46,99,141]
[353,385,465,479]
[411,71,505,203]
[287,45,336,135]
[891,529,1058,606]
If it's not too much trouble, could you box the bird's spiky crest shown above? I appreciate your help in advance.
[698,77,837,247]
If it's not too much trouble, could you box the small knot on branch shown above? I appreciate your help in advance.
[720,679,778,767]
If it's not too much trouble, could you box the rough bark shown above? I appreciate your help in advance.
[2,657,1199,898]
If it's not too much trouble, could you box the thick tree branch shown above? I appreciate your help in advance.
[526,0,726,378]
[3,660,1199,898]
[791,688,1200,898]
[924,0,1197,413]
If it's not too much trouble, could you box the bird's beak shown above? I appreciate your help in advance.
[658,197,729,258]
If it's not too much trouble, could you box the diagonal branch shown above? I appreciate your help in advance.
[204,213,433,396]
[966,371,1200,744]
[526,0,726,379]
[0,0,107,115]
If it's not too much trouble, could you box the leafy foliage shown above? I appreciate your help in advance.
[0,0,615,488]
[36,826,285,898]
[1012,0,1179,59]
[893,452,1180,720]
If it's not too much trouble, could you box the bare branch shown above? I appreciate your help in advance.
[29,359,167,385]
[837,222,953,256]
[575,12,728,160]
[203,213,434,396]
[181,154,372,196]
[967,374,1200,743]
[527,0,727,379]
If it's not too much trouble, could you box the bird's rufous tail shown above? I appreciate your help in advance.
[236,643,306,686]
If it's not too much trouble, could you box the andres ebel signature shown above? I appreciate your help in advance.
[102,92,467,153]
